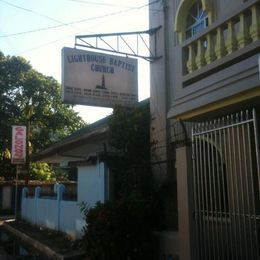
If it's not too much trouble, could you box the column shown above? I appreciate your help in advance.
[176,146,196,260]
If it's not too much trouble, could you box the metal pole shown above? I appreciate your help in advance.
[218,117,230,259]
[231,114,243,259]
[252,108,260,200]
[241,111,254,259]
[25,118,30,186]
[223,117,235,260]
[236,111,249,259]
[192,128,200,260]
[14,165,18,219]
[250,109,260,259]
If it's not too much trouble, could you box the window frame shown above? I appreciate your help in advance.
[185,2,209,39]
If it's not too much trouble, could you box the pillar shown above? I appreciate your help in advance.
[176,146,196,260]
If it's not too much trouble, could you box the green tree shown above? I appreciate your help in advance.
[29,162,68,181]
[81,102,160,259]
[108,102,152,199]
[0,52,85,180]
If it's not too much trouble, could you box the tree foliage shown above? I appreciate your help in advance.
[0,52,85,180]
[108,102,153,199]
[81,199,157,260]
[81,102,160,259]
[29,162,68,181]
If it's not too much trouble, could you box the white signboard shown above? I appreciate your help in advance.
[11,126,26,164]
[61,47,138,107]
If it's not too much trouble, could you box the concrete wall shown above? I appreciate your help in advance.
[36,199,58,230]
[21,185,84,239]
[1,186,12,210]
[150,0,260,121]
[21,197,35,221]
[21,163,106,239]
[60,200,85,238]
[149,1,260,260]
[149,0,168,184]
[78,163,105,206]
[169,0,259,119]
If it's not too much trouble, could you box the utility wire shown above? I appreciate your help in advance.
[0,0,160,38]
[13,1,148,55]
[0,0,69,26]
[15,21,103,55]
[67,0,160,12]
[67,0,147,8]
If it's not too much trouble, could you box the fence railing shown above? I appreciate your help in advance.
[183,2,260,75]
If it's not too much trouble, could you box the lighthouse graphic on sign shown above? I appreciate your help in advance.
[96,74,107,90]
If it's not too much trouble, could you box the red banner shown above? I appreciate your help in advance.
[11,126,26,164]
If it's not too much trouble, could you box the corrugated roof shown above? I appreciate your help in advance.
[32,116,110,161]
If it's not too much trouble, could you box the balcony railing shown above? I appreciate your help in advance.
[183,2,260,77]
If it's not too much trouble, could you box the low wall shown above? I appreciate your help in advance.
[0,181,76,213]
[21,184,84,239]
[0,184,23,212]
[60,201,85,238]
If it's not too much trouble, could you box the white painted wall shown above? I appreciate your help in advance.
[21,163,106,239]
[36,199,58,230]
[77,163,105,206]
[21,197,35,223]
[22,197,84,238]
[60,201,85,238]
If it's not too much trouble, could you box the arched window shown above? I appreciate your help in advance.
[174,0,213,43]
[186,2,208,38]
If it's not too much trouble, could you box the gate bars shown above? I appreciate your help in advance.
[192,109,260,260]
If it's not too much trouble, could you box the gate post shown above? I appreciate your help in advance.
[34,186,41,225]
[176,146,196,260]
[57,184,65,232]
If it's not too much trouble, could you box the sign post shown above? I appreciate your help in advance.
[11,125,27,219]
[258,54,260,80]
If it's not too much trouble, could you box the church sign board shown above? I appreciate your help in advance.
[61,47,138,107]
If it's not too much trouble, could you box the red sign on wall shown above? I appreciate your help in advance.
[11,126,26,164]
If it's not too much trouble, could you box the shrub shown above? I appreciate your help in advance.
[80,103,160,259]
[81,198,158,260]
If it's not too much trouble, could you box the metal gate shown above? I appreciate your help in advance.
[192,109,260,260]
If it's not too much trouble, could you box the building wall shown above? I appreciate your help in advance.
[149,0,168,184]
[149,0,260,259]
[168,0,260,119]
[150,0,260,122]
[77,163,105,206]
[149,3,180,258]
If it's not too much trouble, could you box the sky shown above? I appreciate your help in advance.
[0,0,153,123]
